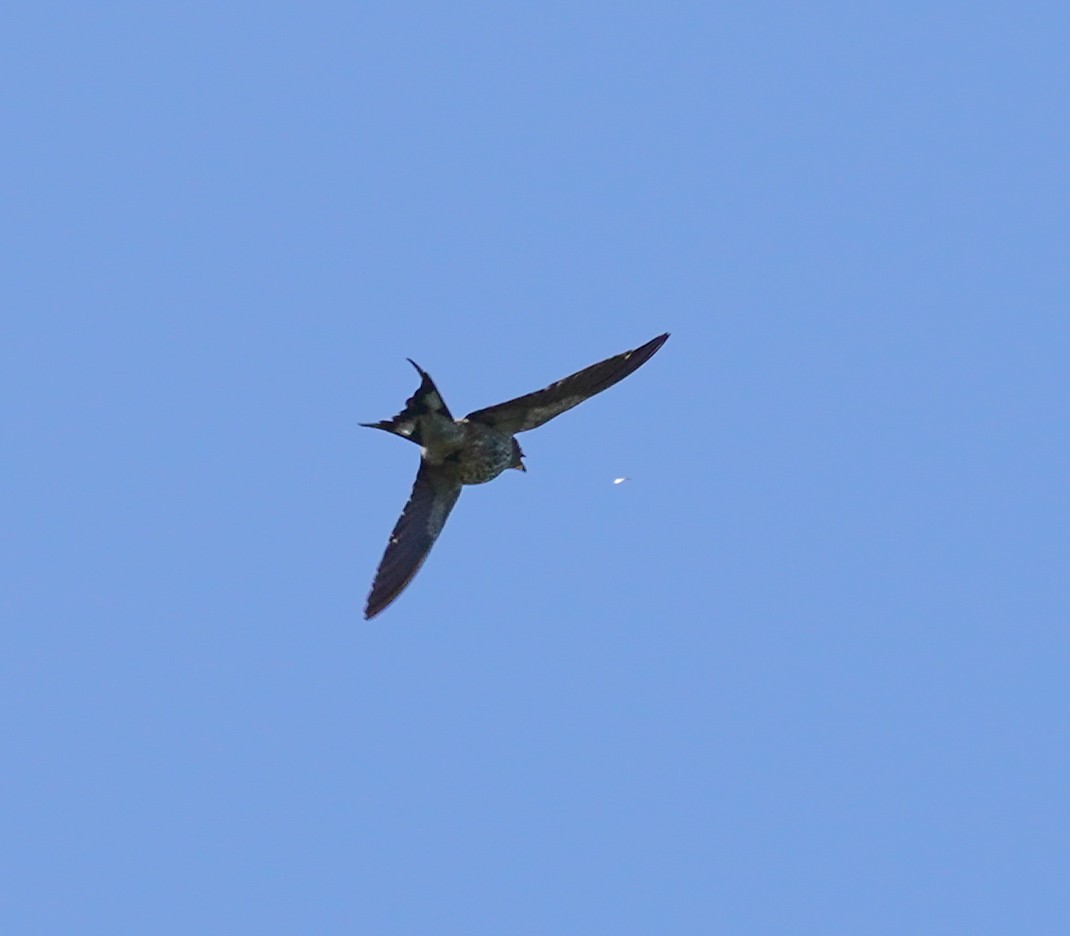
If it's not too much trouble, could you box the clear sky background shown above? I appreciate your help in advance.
[4,3,1067,933]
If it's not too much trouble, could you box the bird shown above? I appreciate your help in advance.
[361,332,669,619]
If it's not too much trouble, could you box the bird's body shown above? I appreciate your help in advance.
[442,423,519,484]
[361,333,669,619]
[416,419,518,484]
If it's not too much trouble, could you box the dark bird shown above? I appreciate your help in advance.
[361,332,669,619]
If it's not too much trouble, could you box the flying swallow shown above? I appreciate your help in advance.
[361,332,669,618]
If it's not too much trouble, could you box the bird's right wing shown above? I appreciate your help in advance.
[465,333,669,434]
[365,463,462,619]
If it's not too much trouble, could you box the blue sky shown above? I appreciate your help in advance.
[4,3,1067,933]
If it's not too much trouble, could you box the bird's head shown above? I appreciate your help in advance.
[510,438,526,472]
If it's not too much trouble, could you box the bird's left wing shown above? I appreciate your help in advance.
[365,463,462,619]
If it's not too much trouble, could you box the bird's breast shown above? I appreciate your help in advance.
[437,422,514,485]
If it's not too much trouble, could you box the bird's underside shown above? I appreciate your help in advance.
[361,332,669,619]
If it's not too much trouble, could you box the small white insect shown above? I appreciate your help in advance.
[613,476,630,485]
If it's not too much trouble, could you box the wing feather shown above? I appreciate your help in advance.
[364,463,462,619]
[465,333,669,433]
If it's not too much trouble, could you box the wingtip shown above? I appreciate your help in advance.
[635,332,670,357]
[364,594,385,620]
[638,333,670,353]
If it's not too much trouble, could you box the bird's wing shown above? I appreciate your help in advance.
[364,463,462,619]
[465,333,669,434]
[360,359,453,444]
